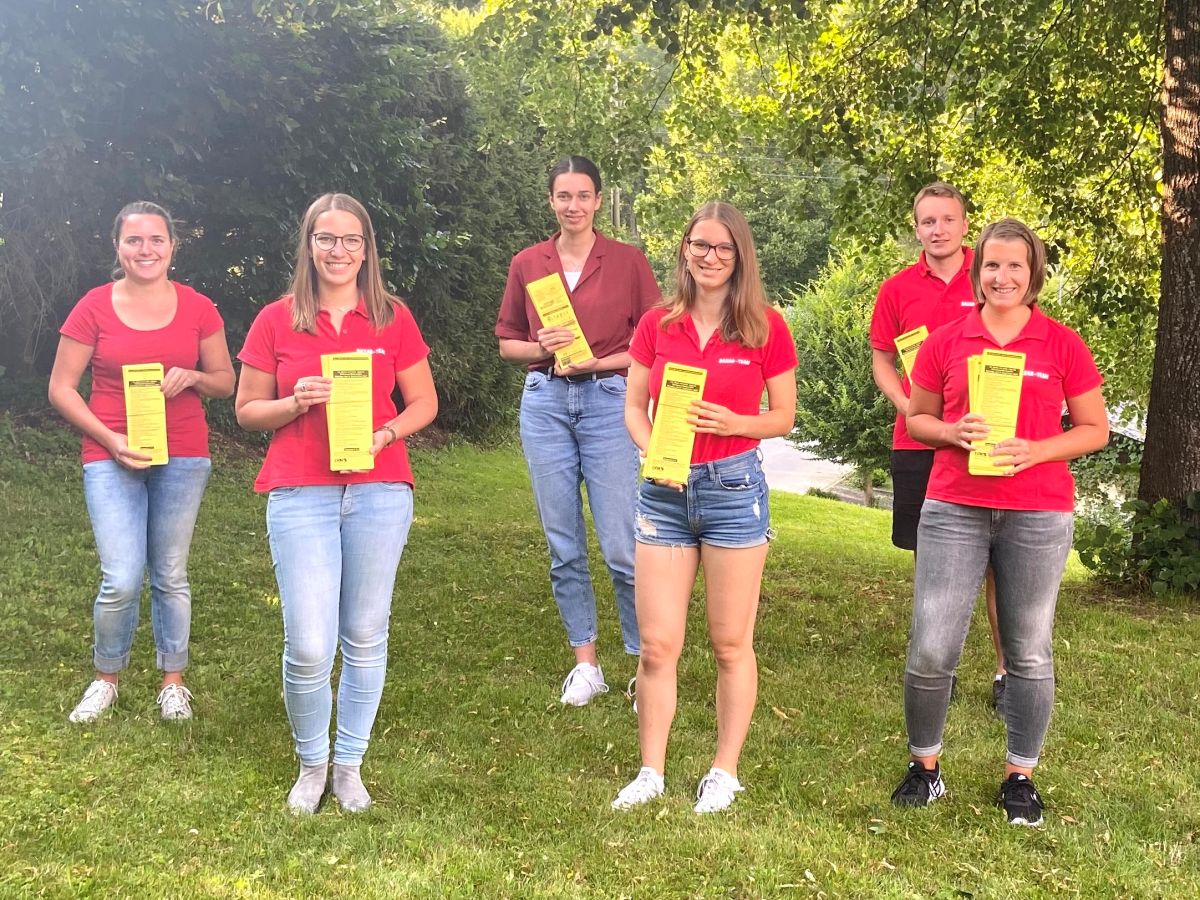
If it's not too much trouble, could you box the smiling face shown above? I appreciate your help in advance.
[310,209,365,294]
[978,237,1034,310]
[115,214,174,284]
[684,218,737,297]
[549,172,602,238]
[913,195,969,263]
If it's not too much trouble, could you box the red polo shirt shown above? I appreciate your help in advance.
[870,248,976,449]
[495,230,660,370]
[238,297,430,493]
[60,282,225,463]
[630,307,798,464]
[910,306,1102,512]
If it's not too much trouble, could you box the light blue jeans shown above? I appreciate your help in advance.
[82,457,212,673]
[518,371,640,655]
[905,499,1074,768]
[266,482,413,766]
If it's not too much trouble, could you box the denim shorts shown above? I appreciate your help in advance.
[635,448,772,549]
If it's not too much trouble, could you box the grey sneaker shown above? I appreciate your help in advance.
[69,679,118,723]
[157,683,194,721]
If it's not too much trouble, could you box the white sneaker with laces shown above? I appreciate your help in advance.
[627,675,638,714]
[694,767,744,814]
[69,679,118,723]
[612,766,665,810]
[559,663,608,706]
[157,683,194,720]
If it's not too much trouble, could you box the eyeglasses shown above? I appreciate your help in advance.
[685,238,737,261]
[311,232,365,252]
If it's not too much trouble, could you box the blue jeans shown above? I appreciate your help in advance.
[905,499,1074,768]
[266,482,413,766]
[82,457,212,673]
[518,371,639,655]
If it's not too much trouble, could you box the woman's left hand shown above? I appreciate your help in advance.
[555,357,599,377]
[161,367,200,399]
[688,400,743,437]
[991,437,1042,475]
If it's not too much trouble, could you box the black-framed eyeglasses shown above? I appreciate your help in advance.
[311,232,365,252]
[685,238,737,261]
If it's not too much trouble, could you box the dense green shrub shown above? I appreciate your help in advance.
[1075,493,1200,595]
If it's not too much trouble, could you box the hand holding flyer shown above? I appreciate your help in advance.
[525,273,594,368]
[122,363,169,465]
[643,363,708,483]
[967,349,1026,476]
[322,352,374,472]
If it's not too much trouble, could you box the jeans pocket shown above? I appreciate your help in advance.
[523,371,548,392]
[269,485,304,500]
[714,467,763,491]
[597,374,627,396]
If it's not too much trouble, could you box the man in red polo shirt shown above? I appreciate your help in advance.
[869,181,1006,712]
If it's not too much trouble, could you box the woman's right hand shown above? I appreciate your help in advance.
[536,326,576,357]
[291,376,332,414]
[105,432,154,470]
[945,413,989,450]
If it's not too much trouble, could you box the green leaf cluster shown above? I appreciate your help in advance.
[1075,491,1200,594]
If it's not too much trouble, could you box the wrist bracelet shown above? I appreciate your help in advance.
[376,424,398,447]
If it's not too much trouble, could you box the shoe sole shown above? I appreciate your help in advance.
[1007,814,1044,827]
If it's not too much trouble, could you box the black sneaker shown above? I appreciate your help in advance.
[992,674,1007,721]
[890,761,946,807]
[997,772,1044,826]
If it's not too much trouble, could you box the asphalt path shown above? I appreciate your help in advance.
[759,437,854,496]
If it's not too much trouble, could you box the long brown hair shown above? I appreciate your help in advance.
[287,192,400,333]
[660,201,770,347]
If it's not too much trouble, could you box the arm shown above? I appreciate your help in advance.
[161,328,236,399]
[906,383,989,450]
[369,358,438,455]
[234,364,330,432]
[48,336,152,468]
[872,348,909,416]
[624,359,653,452]
[498,325,576,366]
[688,369,798,441]
[992,387,1109,474]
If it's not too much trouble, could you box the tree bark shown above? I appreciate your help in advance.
[1139,0,1200,505]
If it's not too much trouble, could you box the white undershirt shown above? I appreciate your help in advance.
[563,270,582,290]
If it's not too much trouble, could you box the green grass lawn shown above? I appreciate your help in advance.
[1,417,1198,898]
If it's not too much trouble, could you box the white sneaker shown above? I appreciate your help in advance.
[612,766,665,810]
[69,679,118,723]
[560,663,608,706]
[627,675,638,714]
[157,683,194,721]
[694,767,744,814]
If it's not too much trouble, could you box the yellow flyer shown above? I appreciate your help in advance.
[322,352,375,472]
[643,363,708,483]
[525,273,595,368]
[967,354,983,412]
[121,363,168,465]
[968,349,1026,476]
[894,325,929,381]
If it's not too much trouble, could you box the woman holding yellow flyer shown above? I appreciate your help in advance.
[49,201,235,724]
[236,193,437,814]
[613,202,797,814]
[892,219,1108,827]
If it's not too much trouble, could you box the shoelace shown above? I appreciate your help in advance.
[80,680,116,709]
[614,768,663,808]
[896,768,936,801]
[695,770,742,810]
[561,667,608,696]
[157,684,193,716]
[1000,778,1039,809]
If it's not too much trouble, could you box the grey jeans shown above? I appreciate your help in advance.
[905,499,1074,768]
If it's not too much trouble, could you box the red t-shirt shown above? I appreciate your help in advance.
[630,306,798,464]
[59,282,225,463]
[869,248,976,449]
[237,297,430,493]
[910,306,1103,512]
[495,230,660,371]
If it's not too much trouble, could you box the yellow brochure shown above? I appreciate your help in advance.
[321,352,375,472]
[525,273,595,368]
[968,349,1025,476]
[967,354,983,412]
[894,325,929,381]
[122,363,169,465]
[643,363,708,483]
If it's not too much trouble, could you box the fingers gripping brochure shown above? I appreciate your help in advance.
[894,326,929,381]
[643,364,708,484]
[322,352,374,472]
[525,273,595,368]
[122,363,169,465]
[967,349,1026,476]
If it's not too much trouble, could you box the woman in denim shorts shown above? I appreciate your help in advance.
[611,202,798,814]
[890,219,1109,827]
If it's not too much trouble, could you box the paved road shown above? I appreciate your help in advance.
[759,437,854,496]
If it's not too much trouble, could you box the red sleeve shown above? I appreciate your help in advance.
[868,279,900,352]
[194,290,225,339]
[237,302,282,374]
[909,327,946,395]
[761,309,798,379]
[391,303,431,371]
[494,254,533,341]
[1060,327,1103,399]
[629,309,660,367]
[59,290,103,347]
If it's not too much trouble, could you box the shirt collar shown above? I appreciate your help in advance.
[917,245,973,280]
[962,302,1049,342]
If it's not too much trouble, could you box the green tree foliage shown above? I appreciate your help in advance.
[0,0,547,433]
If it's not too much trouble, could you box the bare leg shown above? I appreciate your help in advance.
[985,567,1006,675]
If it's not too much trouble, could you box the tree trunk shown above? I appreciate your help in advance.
[1139,0,1200,505]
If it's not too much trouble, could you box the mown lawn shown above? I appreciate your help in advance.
[1,417,1198,898]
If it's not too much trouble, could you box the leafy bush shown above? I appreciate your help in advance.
[1075,492,1200,595]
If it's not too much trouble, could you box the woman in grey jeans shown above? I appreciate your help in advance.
[889,219,1109,827]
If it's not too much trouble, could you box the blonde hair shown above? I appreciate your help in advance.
[661,202,770,347]
[971,218,1047,306]
[287,193,400,333]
